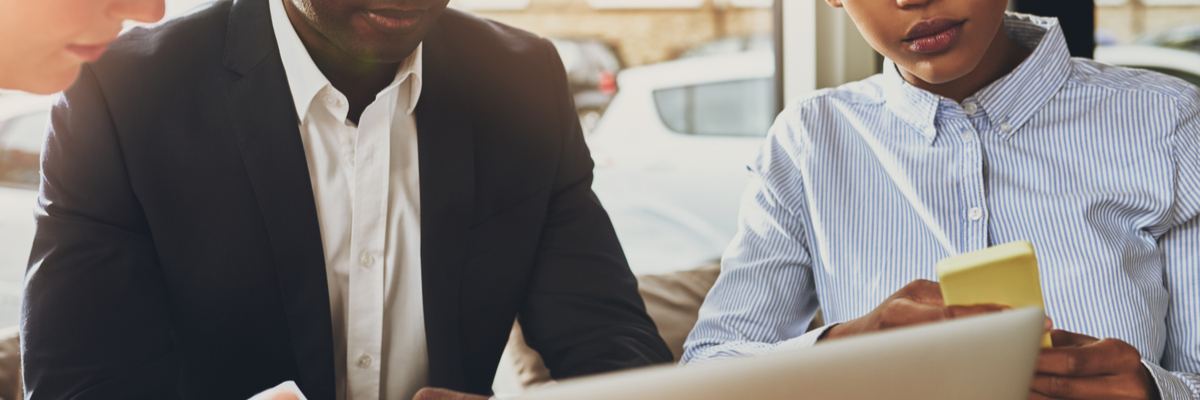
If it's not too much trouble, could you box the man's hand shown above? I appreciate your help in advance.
[412,388,491,400]
[1030,330,1161,400]
[820,280,1010,341]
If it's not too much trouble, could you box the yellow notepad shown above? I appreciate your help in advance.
[936,241,1053,348]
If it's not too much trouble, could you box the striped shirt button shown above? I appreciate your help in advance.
[968,207,984,221]
[1000,121,1013,133]
[963,102,978,115]
[961,129,974,143]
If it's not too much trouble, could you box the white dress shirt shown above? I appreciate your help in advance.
[269,1,428,399]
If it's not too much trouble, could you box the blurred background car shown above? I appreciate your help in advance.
[1095,45,1200,87]
[587,50,775,274]
[551,38,623,135]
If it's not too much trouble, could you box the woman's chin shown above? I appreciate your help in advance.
[16,62,82,94]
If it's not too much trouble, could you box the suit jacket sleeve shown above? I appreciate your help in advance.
[22,65,180,400]
[516,39,674,378]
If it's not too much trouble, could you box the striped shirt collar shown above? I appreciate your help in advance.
[881,13,1073,144]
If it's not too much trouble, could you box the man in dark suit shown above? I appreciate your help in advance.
[20,0,673,398]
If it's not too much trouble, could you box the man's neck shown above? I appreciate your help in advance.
[308,47,400,125]
[282,4,402,125]
[903,22,1033,103]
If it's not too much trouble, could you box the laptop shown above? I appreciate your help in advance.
[511,307,1045,400]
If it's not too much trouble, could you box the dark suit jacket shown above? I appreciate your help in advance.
[21,0,673,398]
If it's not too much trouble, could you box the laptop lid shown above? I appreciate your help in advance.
[513,307,1045,400]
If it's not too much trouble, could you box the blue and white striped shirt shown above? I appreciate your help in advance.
[682,14,1200,399]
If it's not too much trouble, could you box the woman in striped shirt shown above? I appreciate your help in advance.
[685,1,1200,399]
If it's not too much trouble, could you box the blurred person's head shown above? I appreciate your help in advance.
[284,0,451,65]
[0,0,164,94]
[826,0,1024,100]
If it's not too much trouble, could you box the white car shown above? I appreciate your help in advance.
[587,51,775,274]
[1095,45,1200,87]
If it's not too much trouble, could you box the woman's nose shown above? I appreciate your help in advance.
[897,0,933,8]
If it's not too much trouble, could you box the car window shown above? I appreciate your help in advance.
[653,86,690,133]
[653,78,774,137]
[693,78,773,137]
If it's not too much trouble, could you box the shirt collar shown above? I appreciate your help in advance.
[268,0,423,121]
[881,12,1072,143]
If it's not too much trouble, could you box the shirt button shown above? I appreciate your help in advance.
[968,207,984,221]
[963,102,978,115]
[360,252,375,268]
[357,354,372,369]
[961,129,974,143]
[1000,121,1013,133]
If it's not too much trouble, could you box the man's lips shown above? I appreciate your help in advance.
[361,8,424,34]
[65,43,109,62]
[903,18,966,54]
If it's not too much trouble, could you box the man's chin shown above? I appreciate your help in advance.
[337,34,426,64]
[330,44,415,65]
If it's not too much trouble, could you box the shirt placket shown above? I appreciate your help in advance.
[956,99,989,252]
[346,93,392,400]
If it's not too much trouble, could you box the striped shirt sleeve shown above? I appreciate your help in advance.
[680,111,824,364]
[1150,86,1200,400]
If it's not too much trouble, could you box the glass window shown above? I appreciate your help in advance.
[654,78,774,137]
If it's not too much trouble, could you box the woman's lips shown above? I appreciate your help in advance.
[65,43,108,62]
[904,18,966,54]
[361,9,424,34]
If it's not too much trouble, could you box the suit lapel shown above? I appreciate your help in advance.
[415,24,474,392]
[223,0,336,398]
